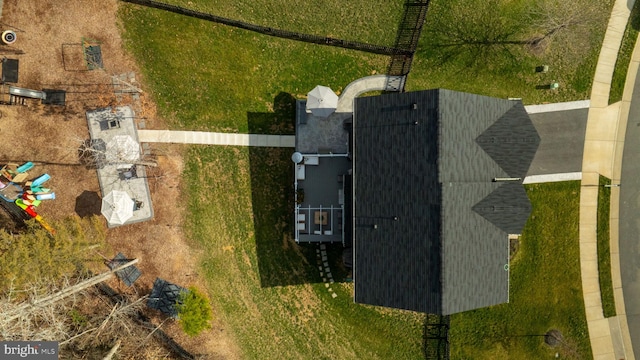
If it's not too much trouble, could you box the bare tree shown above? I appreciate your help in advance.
[102,340,121,360]
[423,0,610,66]
[0,275,90,341]
[525,0,609,53]
[76,136,158,170]
[2,259,139,324]
[423,0,528,67]
[0,277,172,359]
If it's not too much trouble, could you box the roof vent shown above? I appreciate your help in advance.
[492,177,521,182]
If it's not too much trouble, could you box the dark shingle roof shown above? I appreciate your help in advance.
[440,182,509,314]
[353,90,442,313]
[353,89,539,314]
[475,103,541,178]
[437,90,510,183]
[471,182,533,234]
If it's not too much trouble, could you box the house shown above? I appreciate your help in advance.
[294,89,540,314]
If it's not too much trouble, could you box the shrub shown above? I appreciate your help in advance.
[176,286,213,336]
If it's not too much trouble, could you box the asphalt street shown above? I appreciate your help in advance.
[619,61,640,358]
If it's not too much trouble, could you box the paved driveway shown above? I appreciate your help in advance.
[526,108,588,176]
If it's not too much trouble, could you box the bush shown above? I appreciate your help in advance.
[0,215,106,293]
[176,286,213,336]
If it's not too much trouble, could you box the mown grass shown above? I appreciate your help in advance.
[119,1,603,358]
[597,176,616,318]
[120,2,424,359]
[450,182,591,360]
[609,0,640,104]
[180,145,424,359]
[156,0,405,46]
[408,0,614,104]
[119,4,389,133]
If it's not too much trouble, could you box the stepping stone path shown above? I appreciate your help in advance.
[316,244,337,298]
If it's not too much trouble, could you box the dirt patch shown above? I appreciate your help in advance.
[0,1,240,358]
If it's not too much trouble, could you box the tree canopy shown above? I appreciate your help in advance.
[0,215,107,293]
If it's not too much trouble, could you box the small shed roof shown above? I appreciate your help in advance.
[147,278,187,317]
[107,252,142,287]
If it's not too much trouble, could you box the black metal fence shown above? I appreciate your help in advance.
[387,0,432,78]
[121,0,410,56]
[423,314,450,360]
[122,0,432,91]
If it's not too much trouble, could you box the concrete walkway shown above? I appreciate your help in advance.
[335,75,405,113]
[581,0,636,358]
[137,130,295,147]
[137,75,407,148]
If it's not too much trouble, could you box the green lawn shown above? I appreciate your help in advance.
[119,1,605,358]
[180,146,424,359]
[450,182,591,359]
[152,0,405,46]
[408,0,614,104]
[119,4,390,133]
[609,0,640,104]
[598,176,616,318]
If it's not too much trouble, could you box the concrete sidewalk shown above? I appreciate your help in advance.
[581,0,636,358]
[137,130,295,147]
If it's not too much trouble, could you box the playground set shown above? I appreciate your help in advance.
[0,57,66,106]
[0,162,56,233]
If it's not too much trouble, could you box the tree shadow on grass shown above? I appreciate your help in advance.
[247,92,324,287]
